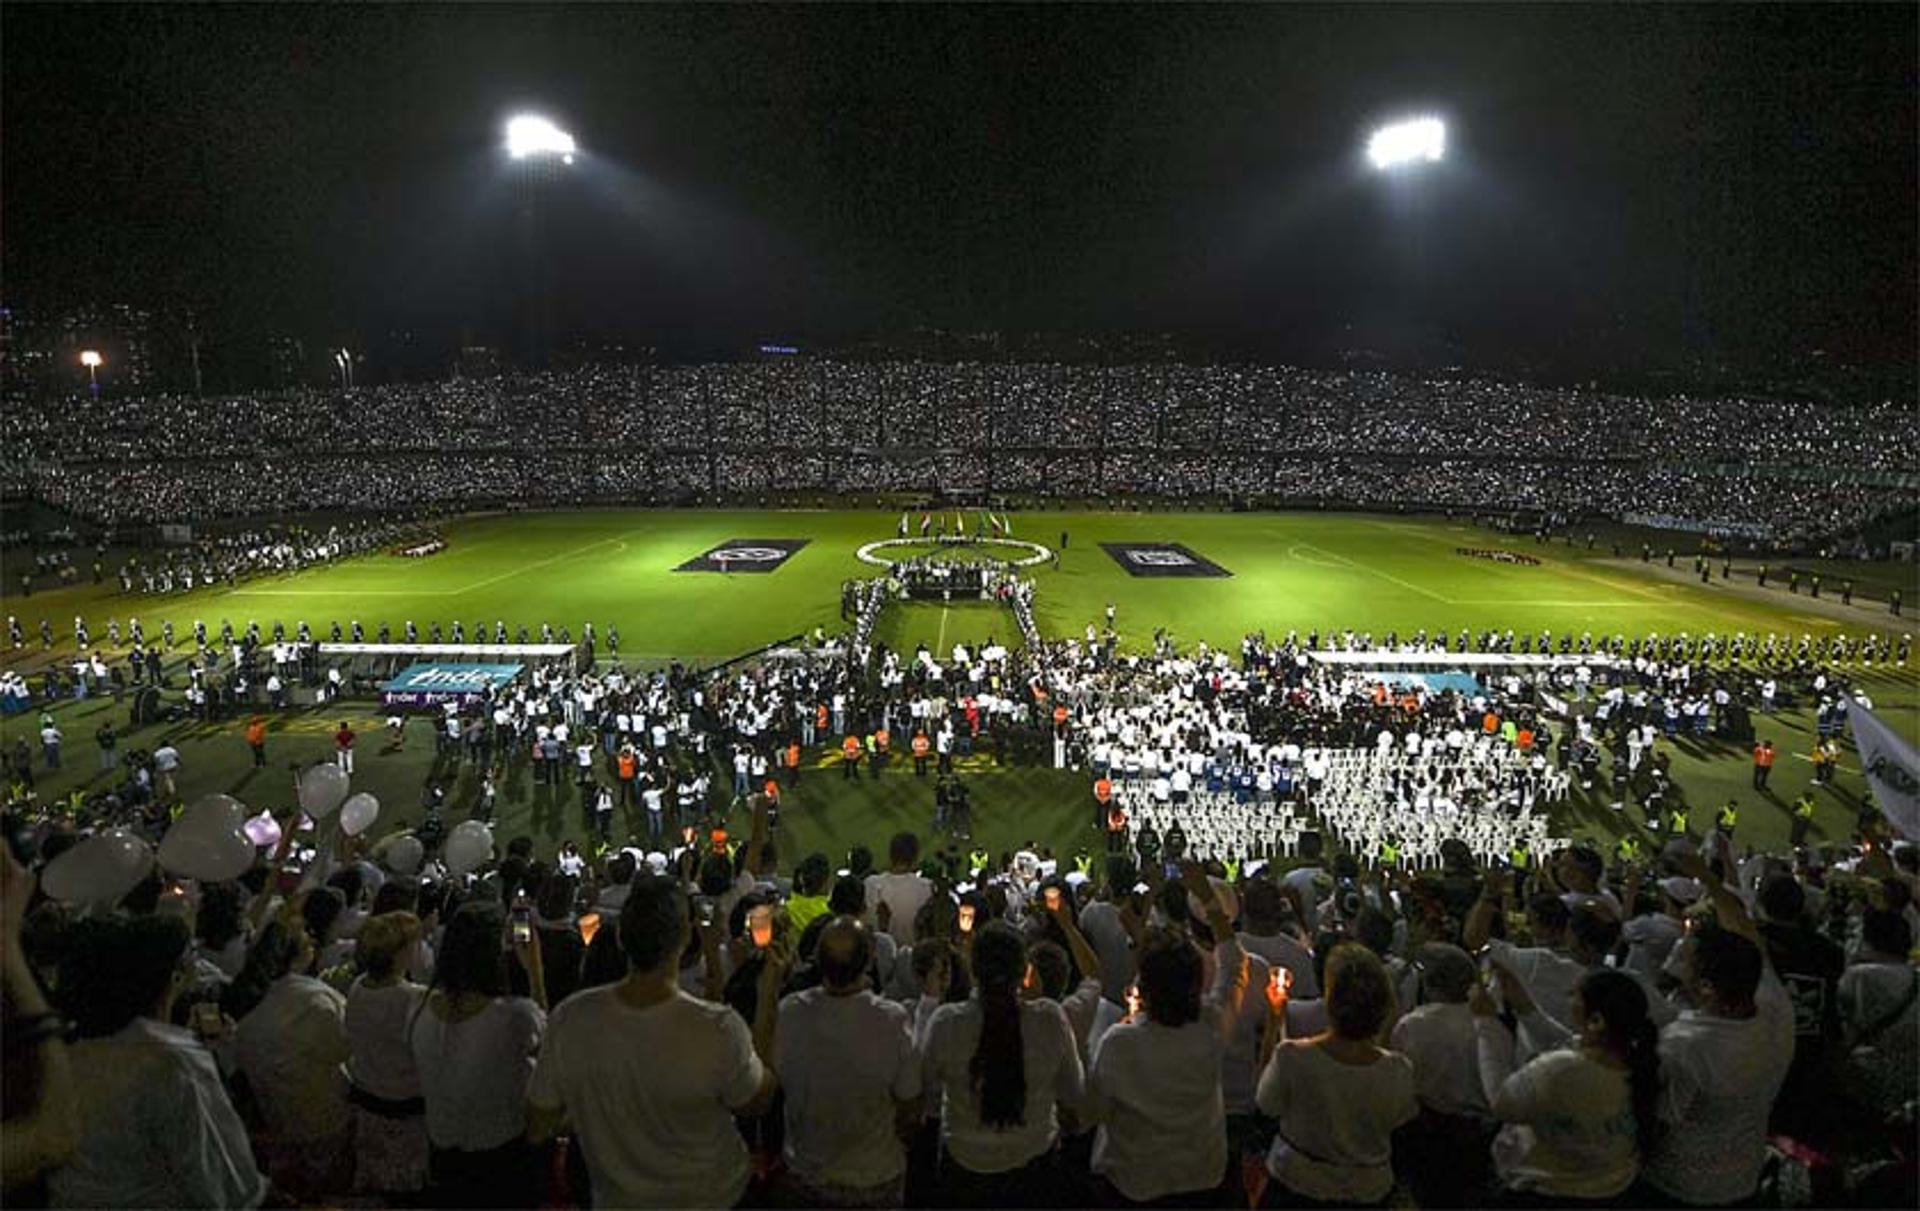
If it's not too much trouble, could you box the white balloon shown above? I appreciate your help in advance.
[299,763,350,818]
[384,835,424,875]
[443,821,494,877]
[42,829,154,906]
[339,792,380,837]
[180,793,247,836]
[159,825,256,883]
[243,811,283,849]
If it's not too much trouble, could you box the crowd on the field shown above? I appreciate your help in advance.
[4,362,1914,538]
[3,597,1918,1209]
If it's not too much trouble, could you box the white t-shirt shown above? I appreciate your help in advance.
[233,973,350,1144]
[1239,930,1321,1000]
[922,995,1085,1174]
[344,977,427,1101]
[1079,900,1137,1006]
[1087,942,1247,1201]
[1475,1021,1637,1199]
[776,987,921,1188]
[1644,983,1795,1205]
[1390,1001,1489,1120]
[1256,1042,1417,1204]
[529,986,764,1209]
[866,871,934,945]
[53,1018,265,1210]
[409,996,544,1151]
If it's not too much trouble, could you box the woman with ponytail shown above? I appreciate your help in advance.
[922,920,1084,1207]
[1473,964,1659,1205]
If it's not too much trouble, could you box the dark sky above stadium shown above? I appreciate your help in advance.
[4,3,1914,370]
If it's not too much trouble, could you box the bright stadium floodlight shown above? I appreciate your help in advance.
[79,349,103,390]
[1367,117,1446,170]
[505,114,576,163]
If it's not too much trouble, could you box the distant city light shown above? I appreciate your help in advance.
[1367,117,1446,170]
[759,344,799,355]
[505,114,577,162]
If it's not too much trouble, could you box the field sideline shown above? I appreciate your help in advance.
[2,508,1914,869]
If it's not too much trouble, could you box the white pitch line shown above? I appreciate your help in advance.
[450,536,627,594]
[1446,599,1646,608]
[936,607,950,653]
[1297,542,1451,602]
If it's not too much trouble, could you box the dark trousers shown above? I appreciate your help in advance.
[427,1139,540,1209]
[936,1148,1066,1210]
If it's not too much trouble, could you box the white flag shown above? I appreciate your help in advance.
[1849,695,1920,842]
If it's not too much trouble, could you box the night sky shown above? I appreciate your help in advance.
[4,3,1914,371]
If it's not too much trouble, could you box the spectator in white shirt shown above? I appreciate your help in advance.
[233,913,351,1200]
[527,875,780,1210]
[1387,944,1495,1206]
[410,901,547,1209]
[50,914,265,1209]
[867,831,935,945]
[1835,910,1918,1119]
[1642,860,1796,1207]
[775,916,921,1206]
[343,911,430,1197]
[922,921,1085,1207]
[1238,877,1321,1000]
[1472,965,1659,1203]
[1086,866,1249,1204]
[1256,943,1417,1207]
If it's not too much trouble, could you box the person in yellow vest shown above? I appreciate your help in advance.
[968,848,991,876]
[1790,791,1817,848]
[911,730,931,777]
[1508,841,1530,898]
[1716,799,1738,838]
[1616,834,1642,864]
[1073,852,1094,877]
[841,733,862,780]
[1668,807,1689,838]
[785,740,801,786]
[1378,837,1401,869]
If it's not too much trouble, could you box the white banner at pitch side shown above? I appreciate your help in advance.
[1849,697,1920,842]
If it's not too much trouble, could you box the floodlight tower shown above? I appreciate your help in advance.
[1367,117,1446,172]
[79,349,103,393]
[504,113,575,370]
[1364,116,1448,360]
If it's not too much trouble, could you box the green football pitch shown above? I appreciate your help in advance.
[3,509,1914,870]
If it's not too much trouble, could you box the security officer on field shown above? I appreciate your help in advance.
[1790,791,1817,848]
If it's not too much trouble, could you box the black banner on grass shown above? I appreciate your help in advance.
[1099,542,1231,578]
[676,539,810,573]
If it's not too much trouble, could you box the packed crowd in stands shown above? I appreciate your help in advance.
[2,585,1917,1208]
[3,362,1913,539]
